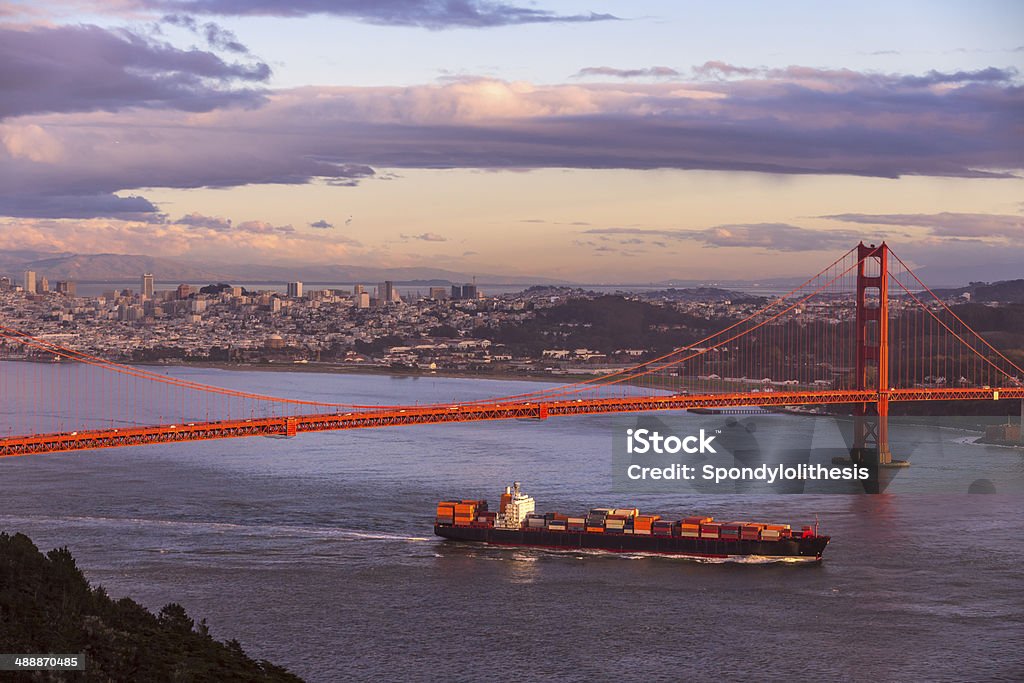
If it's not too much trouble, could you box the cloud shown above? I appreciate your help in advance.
[691,61,760,79]
[0,24,270,121]
[171,212,294,233]
[2,65,1022,219]
[585,224,867,252]
[233,219,295,234]
[137,0,619,28]
[309,219,334,229]
[691,61,1017,87]
[573,66,679,79]
[401,232,447,242]
[175,211,233,230]
[0,24,269,120]
[162,14,249,53]
[822,212,1024,240]
[0,193,161,220]
[0,215,358,263]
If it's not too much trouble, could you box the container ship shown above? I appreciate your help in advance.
[434,482,829,562]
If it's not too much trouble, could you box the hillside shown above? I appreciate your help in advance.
[932,279,1024,303]
[0,532,302,682]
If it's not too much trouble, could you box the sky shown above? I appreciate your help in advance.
[1,0,1022,282]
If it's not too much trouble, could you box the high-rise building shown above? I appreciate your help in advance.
[356,292,370,309]
[38,277,49,294]
[287,281,303,298]
[55,281,77,297]
[461,283,478,300]
[451,284,462,300]
[387,281,401,303]
[176,284,194,300]
[429,287,448,300]
[24,270,36,294]
[141,273,155,299]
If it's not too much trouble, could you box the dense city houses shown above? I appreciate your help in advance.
[1,270,760,374]
[0,268,995,383]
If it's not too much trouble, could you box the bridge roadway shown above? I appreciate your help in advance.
[2,387,1022,457]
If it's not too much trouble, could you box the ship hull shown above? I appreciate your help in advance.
[434,525,828,561]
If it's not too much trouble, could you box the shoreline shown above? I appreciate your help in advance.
[131,359,578,385]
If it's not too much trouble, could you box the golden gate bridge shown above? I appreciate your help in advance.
[1,243,1022,463]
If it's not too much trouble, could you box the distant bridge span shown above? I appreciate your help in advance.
[3,387,1021,458]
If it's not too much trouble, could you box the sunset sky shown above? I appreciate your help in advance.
[1,1,1022,282]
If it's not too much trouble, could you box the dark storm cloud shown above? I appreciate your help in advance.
[0,193,161,220]
[309,219,334,229]
[585,224,866,252]
[0,24,269,120]
[144,0,619,28]
[573,66,680,79]
[822,212,1024,239]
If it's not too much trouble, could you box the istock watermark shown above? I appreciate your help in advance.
[610,413,1024,494]
[626,428,717,454]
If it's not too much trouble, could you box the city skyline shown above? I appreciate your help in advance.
[1,1,1022,282]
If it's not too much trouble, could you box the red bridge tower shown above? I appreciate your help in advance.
[852,242,894,466]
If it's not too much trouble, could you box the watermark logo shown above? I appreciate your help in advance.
[626,428,717,454]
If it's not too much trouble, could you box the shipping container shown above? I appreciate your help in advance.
[700,522,722,539]
[652,520,675,537]
[612,508,639,517]
[679,522,701,538]
[683,516,713,525]
[585,526,605,533]
[721,523,744,533]
[633,514,661,532]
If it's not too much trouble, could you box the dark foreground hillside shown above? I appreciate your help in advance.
[0,532,302,682]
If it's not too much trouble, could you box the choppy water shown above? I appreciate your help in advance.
[2,367,1022,681]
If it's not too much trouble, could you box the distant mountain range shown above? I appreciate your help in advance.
[0,250,568,286]
[2,249,1020,290]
